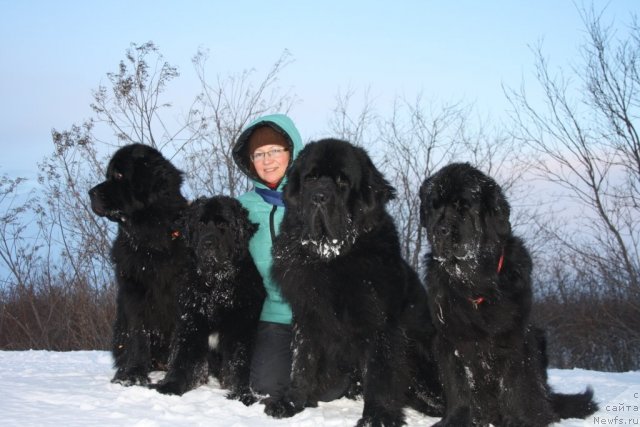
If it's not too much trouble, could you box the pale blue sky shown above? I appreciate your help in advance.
[1,0,637,177]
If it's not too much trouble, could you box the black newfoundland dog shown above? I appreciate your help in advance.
[264,138,443,426]
[419,162,597,426]
[89,143,190,386]
[152,196,265,404]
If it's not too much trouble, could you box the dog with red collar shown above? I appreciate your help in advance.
[419,162,597,427]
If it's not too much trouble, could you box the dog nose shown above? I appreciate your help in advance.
[312,192,327,205]
[201,240,214,250]
[89,187,106,216]
[437,225,450,236]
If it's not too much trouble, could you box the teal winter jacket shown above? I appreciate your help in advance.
[232,114,303,324]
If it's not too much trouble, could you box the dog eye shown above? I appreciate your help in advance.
[335,174,350,188]
[113,172,124,180]
[454,200,470,211]
[304,174,318,182]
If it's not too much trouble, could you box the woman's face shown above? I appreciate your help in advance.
[251,144,291,186]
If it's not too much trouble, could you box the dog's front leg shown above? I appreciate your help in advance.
[263,323,316,418]
[221,333,257,406]
[357,330,407,427]
[432,336,475,426]
[111,281,153,386]
[151,286,210,396]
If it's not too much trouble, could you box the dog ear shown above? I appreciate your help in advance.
[282,150,305,212]
[247,220,259,238]
[232,200,259,241]
[419,177,433,228]
[359,147,396,209]
[150,153,183,194]
[130,145,184,203]
[484,182,511,238]
[183,198,206,244]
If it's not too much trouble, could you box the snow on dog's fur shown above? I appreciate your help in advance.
[420,162,598,426]
[264,138,444,427]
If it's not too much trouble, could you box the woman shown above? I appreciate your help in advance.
[232,113,303,398]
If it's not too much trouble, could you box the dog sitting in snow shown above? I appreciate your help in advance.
[419,162,598,426]
[151,196,264,405]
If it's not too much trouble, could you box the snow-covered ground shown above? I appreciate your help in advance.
[0,350,638,426]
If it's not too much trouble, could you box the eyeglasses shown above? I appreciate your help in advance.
[250,148,288,162]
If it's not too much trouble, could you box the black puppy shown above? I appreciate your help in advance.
[89,144,189,386]
[264,139,443,426]
[419,162,597,426]
[152,196,265,405]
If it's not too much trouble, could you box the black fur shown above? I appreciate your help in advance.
[151,196,265,405]
[419,162,598,426]
[264,138,444,427]
[89,144,189,386]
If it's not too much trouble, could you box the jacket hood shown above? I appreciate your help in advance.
[232,113,303,190]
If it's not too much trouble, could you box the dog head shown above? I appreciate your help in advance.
[283,138,395,260]
[88,144,184,224]
[185,196,257,277]
[420,162,510,277]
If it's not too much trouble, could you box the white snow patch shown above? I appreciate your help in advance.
[208,333,219,350]
[0,351,637,426]
[465,366,475,389]
[301,238,347,259]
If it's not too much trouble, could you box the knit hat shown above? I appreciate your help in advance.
[247,125,289,156]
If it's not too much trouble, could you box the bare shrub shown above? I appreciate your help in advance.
[0,42,296,351]
[508,6,640,371]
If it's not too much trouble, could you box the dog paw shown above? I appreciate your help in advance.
[432,407,472,427]
[263,396,301,418]
[226,389,257,406]
[345,381,363,400]
[149,379,187,396]
[355,413,406,427]
[111,369,149,387]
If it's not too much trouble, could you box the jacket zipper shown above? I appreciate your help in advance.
[269,205,277,242]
